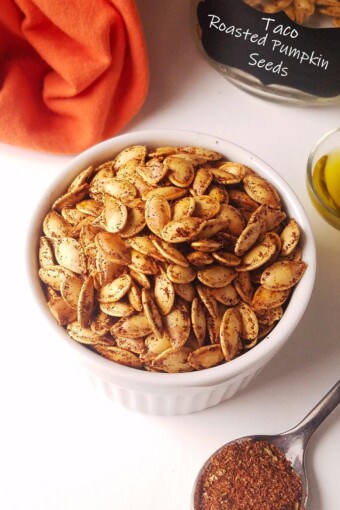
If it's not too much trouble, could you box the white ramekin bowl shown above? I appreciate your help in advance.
[27,130,316,415]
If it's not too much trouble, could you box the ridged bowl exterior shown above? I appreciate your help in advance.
[87,368,262,415]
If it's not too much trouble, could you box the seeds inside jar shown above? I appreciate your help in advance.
[38,144,307,373]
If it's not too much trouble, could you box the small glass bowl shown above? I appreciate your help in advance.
[307,127,340,229]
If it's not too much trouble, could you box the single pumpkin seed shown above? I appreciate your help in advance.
[95,345,143,369]
[39,265,75,291]
[187,251,214,266]
[119,200,146,238]
[178,146,222,161]
[188,345,224,370]
[143,186,187,201]
[129,236,166,262]
[280,219,300,256]
[215,204,245,236]
[210,284,240,306]
[228,189,259,211]
[220,308,242,361]
[162,217,206,244]
[151,347,193,373]
[145,195,171,237]
[172,197,196,221]
[206,313,222,344]
[163,299,191,350]
[48,297,77,326]
[76,199,103,217]
[67,321,102,344]
[152,238,189,267]
[261,261,307,291]
[197,265,236,288]
[95,232,131,265]
[129,268,151,288]
[234,221,263,256]
[60,273,83,310]
[142,289,163,339]
[237,301,259,340]
[196,284,219,319]
[194,195,220,219]
[166,263,196,284]
[148,146,178,158]
[144,333,172,355]
[212,251,241,267]
[164,156,195,188]
[191,239,223,253]
[128,249,158,275]
[52,184,88,212]
[67,165,94,192]
[191,168,213,195]
[128,283,143,312]
[113,145,147,170]
[39,237,55,268]
[136,158,167,185]
[255,306,283,325]
[90,310,113,336]
[115,336,146,355]
[100,301,135,317]
[77,276,94,328]
[238,232,281,272]
[194,219,230,240]
[103,197,128,233]
[210,167,242,185]
[61,207,87,225]
[208,184,229,204]
[43,211,71,239]
[53,237,86,274]
[154,271,175,315]
[111,313,153,338]
[243,174,281,209]
[191,297,207,346]
[98,274,132,303]
[173,282,196,302]
[251,285,290,310]
[101,178,137,204]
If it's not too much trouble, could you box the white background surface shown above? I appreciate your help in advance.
[1,2,339,509]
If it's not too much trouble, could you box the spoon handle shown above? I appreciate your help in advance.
[288,379,340,447]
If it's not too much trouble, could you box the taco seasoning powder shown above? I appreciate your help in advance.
[194,440,303,510]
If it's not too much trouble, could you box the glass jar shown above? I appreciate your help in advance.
[193,0,340,105]
[307,127,340,229]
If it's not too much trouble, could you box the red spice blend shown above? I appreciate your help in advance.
[194,439,303,510]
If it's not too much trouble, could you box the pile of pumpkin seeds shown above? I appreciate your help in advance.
[38,144,307,372]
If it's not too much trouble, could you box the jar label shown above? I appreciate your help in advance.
[197,0,340,98]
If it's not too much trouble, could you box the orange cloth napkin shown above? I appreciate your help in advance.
[0,0,148,153]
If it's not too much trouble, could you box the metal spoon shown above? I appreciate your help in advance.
[192,379,340,509]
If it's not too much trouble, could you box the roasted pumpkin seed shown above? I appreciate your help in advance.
[163,299,191,349]
[167,264,196,284]
[98,274,132,303]
[154,271,175,315]
[197,265,236,288]
[261,261,307,291]
[191,298,207,346]
[145,195,171,237]
[48,297,77,326]
[151,347,193,373]
[162,217,206,244]
[220,308,242,361]
[188,345,224,370]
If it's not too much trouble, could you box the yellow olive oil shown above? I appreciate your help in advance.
[313,150,340,213]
